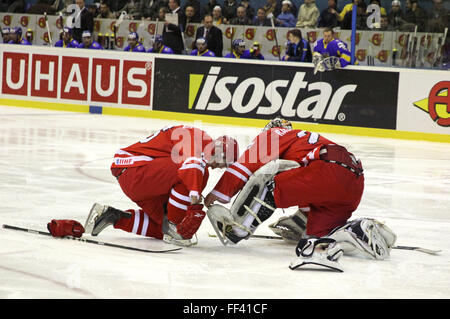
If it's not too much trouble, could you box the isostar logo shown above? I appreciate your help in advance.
[421,35,432,48]
[187,67,357,121]
[413,81,449,127]
[38,17,46,29]
[94,20,101,32]
[115,36,124,48]
[270,45,281,57]
[347,33,360,45]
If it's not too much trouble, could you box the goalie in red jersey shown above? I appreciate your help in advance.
[205,118,396,272]
[85,125,239,247]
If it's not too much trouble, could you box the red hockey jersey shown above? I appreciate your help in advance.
[211,128,335,202]
[111,125,214,198]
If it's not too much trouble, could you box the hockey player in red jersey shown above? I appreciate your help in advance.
[205,118,396,271]
[85,125,239,247]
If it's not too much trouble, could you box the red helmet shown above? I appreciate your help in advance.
[212,135,239,166]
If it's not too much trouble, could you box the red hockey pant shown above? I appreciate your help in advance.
[112,158,196,239]
[273,160,364,237]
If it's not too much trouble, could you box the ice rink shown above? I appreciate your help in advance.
[0,105,449,299]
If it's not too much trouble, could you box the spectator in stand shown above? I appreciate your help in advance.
[3,0,25,13]
[212,6,225,26]
[78,30,103,49]
[240,0,256,21]
[335,0,366,24]
[124,32,146,52]
[119,0,144,20]
[190,37,216,57]
[282,28,312,62]
[341,0,368,30]
[148,34,174,53]
[54,27,80,48]
[253,7,272,26]
[195,14,223,57]
[140,0,165,20]
[203,0,221,17]
[276,1,297,27]
[2,27,11,44]
[369,0,387,16]
[388,0,406,30]
[8,27,31,45]
[379,14,395,30]
[97,2,116,19]
[27,0,57,14]
[162,0,185,54]
[222,0,239,23]
[296,0,320,28]
[263,0,282,20]
[184,5,201,24]
[248,41,265,60]
[158,7,168,21]
[182,0,202,23]
[225,39,251,59]
[229,6,252,25]
[87,4,98,18]
[72,0,94,44]
[427,0,448,33]
[318,0,340,28]
[403,0,428,31]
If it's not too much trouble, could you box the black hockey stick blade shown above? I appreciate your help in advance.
[215,233,442,255]
[2,224,182,253]
[393,245,441,255]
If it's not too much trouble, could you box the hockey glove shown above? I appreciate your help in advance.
[176,204,206,239]
[47,219,85,238]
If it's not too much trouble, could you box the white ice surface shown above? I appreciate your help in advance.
[0,105,449,299]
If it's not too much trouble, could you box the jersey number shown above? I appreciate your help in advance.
[297,130,320,144]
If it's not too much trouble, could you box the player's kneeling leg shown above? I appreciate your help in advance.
[289,237,344,272]
[328,218,397,260]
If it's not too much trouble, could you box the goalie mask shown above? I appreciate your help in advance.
[263,117,293,132]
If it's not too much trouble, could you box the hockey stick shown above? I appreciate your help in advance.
[44,12,53,46]
[208,233,441,255]
[2,224,182,253]
[270,17,281,61]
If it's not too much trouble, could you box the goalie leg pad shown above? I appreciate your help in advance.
[328,218,397,260]
[289,237,344,272]
[268,209,307,243]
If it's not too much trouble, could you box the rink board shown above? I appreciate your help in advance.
[0,44,448,143]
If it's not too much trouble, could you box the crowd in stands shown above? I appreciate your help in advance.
[1,0,448,66]
[1,0,448,32]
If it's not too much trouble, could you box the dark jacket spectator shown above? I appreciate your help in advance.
[182,0,202,22]
[72,0,94,44]
[263,0,282,19]
[195,14,223,57]
[427,0,449,33]
[222,0,239,22]
[240,0,256,21]
[253,7,272,26]
[229,6,252,25]
[318,0,340,28]
[97,2,116,19]
[162,0,185,54]
[27,0,57,14]
[404,0,428,32]
[140,0,166,20]
[202,0,221,17]
[387,0,406,30]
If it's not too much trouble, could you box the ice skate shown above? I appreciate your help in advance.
[85,203,131,236]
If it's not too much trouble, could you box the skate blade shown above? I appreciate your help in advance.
[289,258,343,273]
[163,234,195,247]
[84,203,104,235]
